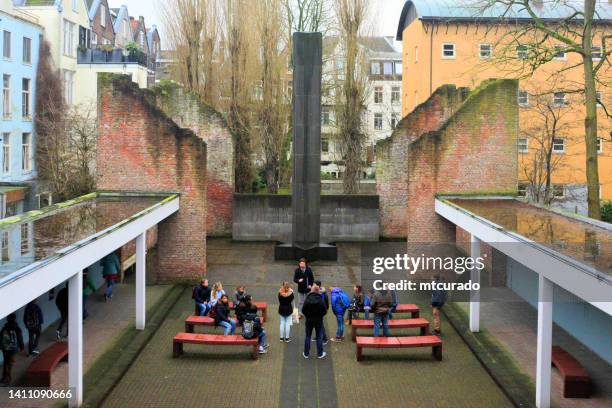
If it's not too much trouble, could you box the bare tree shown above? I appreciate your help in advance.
[334,0,370,194]
[477,0,611,218]
[65,104,97,198]
[285,0,333,33]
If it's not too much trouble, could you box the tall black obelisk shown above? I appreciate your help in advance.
[275,32,337,261]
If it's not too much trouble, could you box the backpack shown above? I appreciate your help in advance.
[208,305,218,320]
[191,286,198,300]
[340,291,351,309]
[241,313,258,339]
[1,328,18,352]
[24,307,40,329]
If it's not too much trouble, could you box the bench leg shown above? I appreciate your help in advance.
[356,346,363,361]
[352,326,357,342]
[173,341,183,358]
[413,311,420,318]
[185,323,193,333]
[420,327,426,336]
[433,345,442,361]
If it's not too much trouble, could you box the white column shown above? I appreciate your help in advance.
[536,274,553,408]
[68,271,83,408]
[469,234,481,332]
[136,232,146,330]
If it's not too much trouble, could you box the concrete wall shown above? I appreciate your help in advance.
[97,74,207,281]
[233,194,379,242]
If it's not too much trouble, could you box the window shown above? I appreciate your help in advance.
[321,106,331,125]
[596,91,602,108]
[383,61,393,75]
[442,43,455,59]
[139,31,145,49]
[414,46,418,63]
[479,44,492,59]
[1,231,9,262]
[597,138,603,154]
[22,78,30,119]
[63,20,76,56]
[2,75,10,118]
[321,139,329,153]
[553,46,566,60]
[63,70,74,104]
[22,133,31,172]
[552,138,565,153]
[371,62,380,75]
[72,0,78,12]
[518,183,528,197]
[517,45,528,60]
[518,138,528,153]
[517,90,529,106]
[22,37,31,64]
[91,32,98,46]
[374,86,383,104]
[553,92,566,107]
[394,61,402,75]
[2,135,10,174]
[100,4,106,27]
[20,223,29,256]
[391,87,400,104]
[592,45,602,60]
[374,113,383,130]
[552,184,565,198]
[2,30,10,59]
[391,113,399,129]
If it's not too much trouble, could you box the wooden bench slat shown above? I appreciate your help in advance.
[25,342,69,387]
[351,318,430,341]
[356,336,442,362]
[173,333,259,359]
[185,316,265,333]
[551,346,591,398]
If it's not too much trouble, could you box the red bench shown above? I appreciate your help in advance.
[185,316,265,333]
[394,304,420,318]
[173,333,259,359]
[551,346,591,398]
[356,336,442,361]
[25,342,68,387]
[229,301,267,319]
[351,318,430,341]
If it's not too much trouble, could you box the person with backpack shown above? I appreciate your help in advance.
[235,294,257,326]
[431,274,449,336]
[293,258,314,315]
[213,294,236,335]
[301,285,327,359]
[330,287,351,342]
[1,313,24,385]
[242,311,269,354]
[370,289,393,337]
[23,300,43,355]
[83,268,96,320]
[193,279,212,316]
[277,282,294,342]
[55,284,68,340]
[101,250,120,301]
[234,285,247,308]
[347,285,364,325]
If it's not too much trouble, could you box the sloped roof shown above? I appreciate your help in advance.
[397,0,612,40]
[112,5,128,34]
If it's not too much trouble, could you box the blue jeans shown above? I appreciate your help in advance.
[373,312,390,337]
[219,320,236,335]
[335,312,345,338]
[304,321,323,357]
[196,302,210,316]
[105,278,115,298]
[258,330,267,348]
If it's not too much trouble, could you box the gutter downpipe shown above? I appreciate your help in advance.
[429,21,434,96]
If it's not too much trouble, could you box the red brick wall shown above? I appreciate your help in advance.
[155,87,234,236]
[406,79,518,243]
[97,75,207,281]
[376,85,469,238]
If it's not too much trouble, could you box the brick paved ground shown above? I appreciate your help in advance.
[102,239,513,408]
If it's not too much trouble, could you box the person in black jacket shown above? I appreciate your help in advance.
[55,285,68,339]
[278,282,294,342]
[235,294,257,326]
[1,313,24,385]
[23,300,43,355]
[293,258,314,314]
[194,279,212,316]
[301,285,327,359]
[214,294,236,335]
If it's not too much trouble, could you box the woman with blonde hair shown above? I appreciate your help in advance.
[278,281,295,342]
[210,282,225,307]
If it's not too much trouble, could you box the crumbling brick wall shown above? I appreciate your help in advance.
[406,79,518,242]
[154,85,234,236]
[96,74,207,281]
[376,85,469,238]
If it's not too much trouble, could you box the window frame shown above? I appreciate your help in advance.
[100,4,106,28]
[321,106,331,126]
[63,19,76,57]
[370,62,380,75]
[517,45,528,60]
[374,86,383,104]
[22,37,32,64]
[394,61,402,75]
[22,132,31,172]
[517,90,529,107]
[517,183,528,198]
[374,113,383,130]
[518,137,529,153]
[592,45,602,60]
[21,78,31,119]
[597,137,603,154]
[63,69,75,105]
[553,45,567,61]
[441,43,455,59]
[383,61,393,76]
[2,30,11,59]
[553,91,566,107]
[391,86,401,105]
[479,43,492,60]
[2,74,10,119]
[552,137,565,153]
[2,135,10,174]
[552,184,565,198]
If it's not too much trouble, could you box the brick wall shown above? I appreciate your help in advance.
[96,75,207,281]
[376,85,469,238]
[406,79,518,242]
[155,86,234,236]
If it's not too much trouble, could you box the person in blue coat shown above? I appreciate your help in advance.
[101,251,121,301]
[330,287,351,341]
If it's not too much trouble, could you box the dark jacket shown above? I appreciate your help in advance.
[431,281,448,306]
[56,287,68,314]
[293,267,314,294]
[214,302,231,324]
[370,290,393,315]
[236,302,257,325]
[351,293,364,311]
[302,292,327,324]
[101,253,120,279]
[195,285,211,304]
[320,287,330,310]
[23,303,43,329]
[235,291,246,305]
[0,322,24,352]
[278,291,295,317]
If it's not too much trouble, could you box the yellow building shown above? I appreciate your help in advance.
[396,0,611,213]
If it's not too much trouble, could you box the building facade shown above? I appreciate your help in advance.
[0,0,41,216]
[396,0,612,214]
[87,0,113,46]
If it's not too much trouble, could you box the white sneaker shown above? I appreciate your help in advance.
[317,352,327,359]
[302,352,309,359]
[259,348,267,354]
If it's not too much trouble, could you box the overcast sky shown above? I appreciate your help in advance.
[108,0,407,48]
